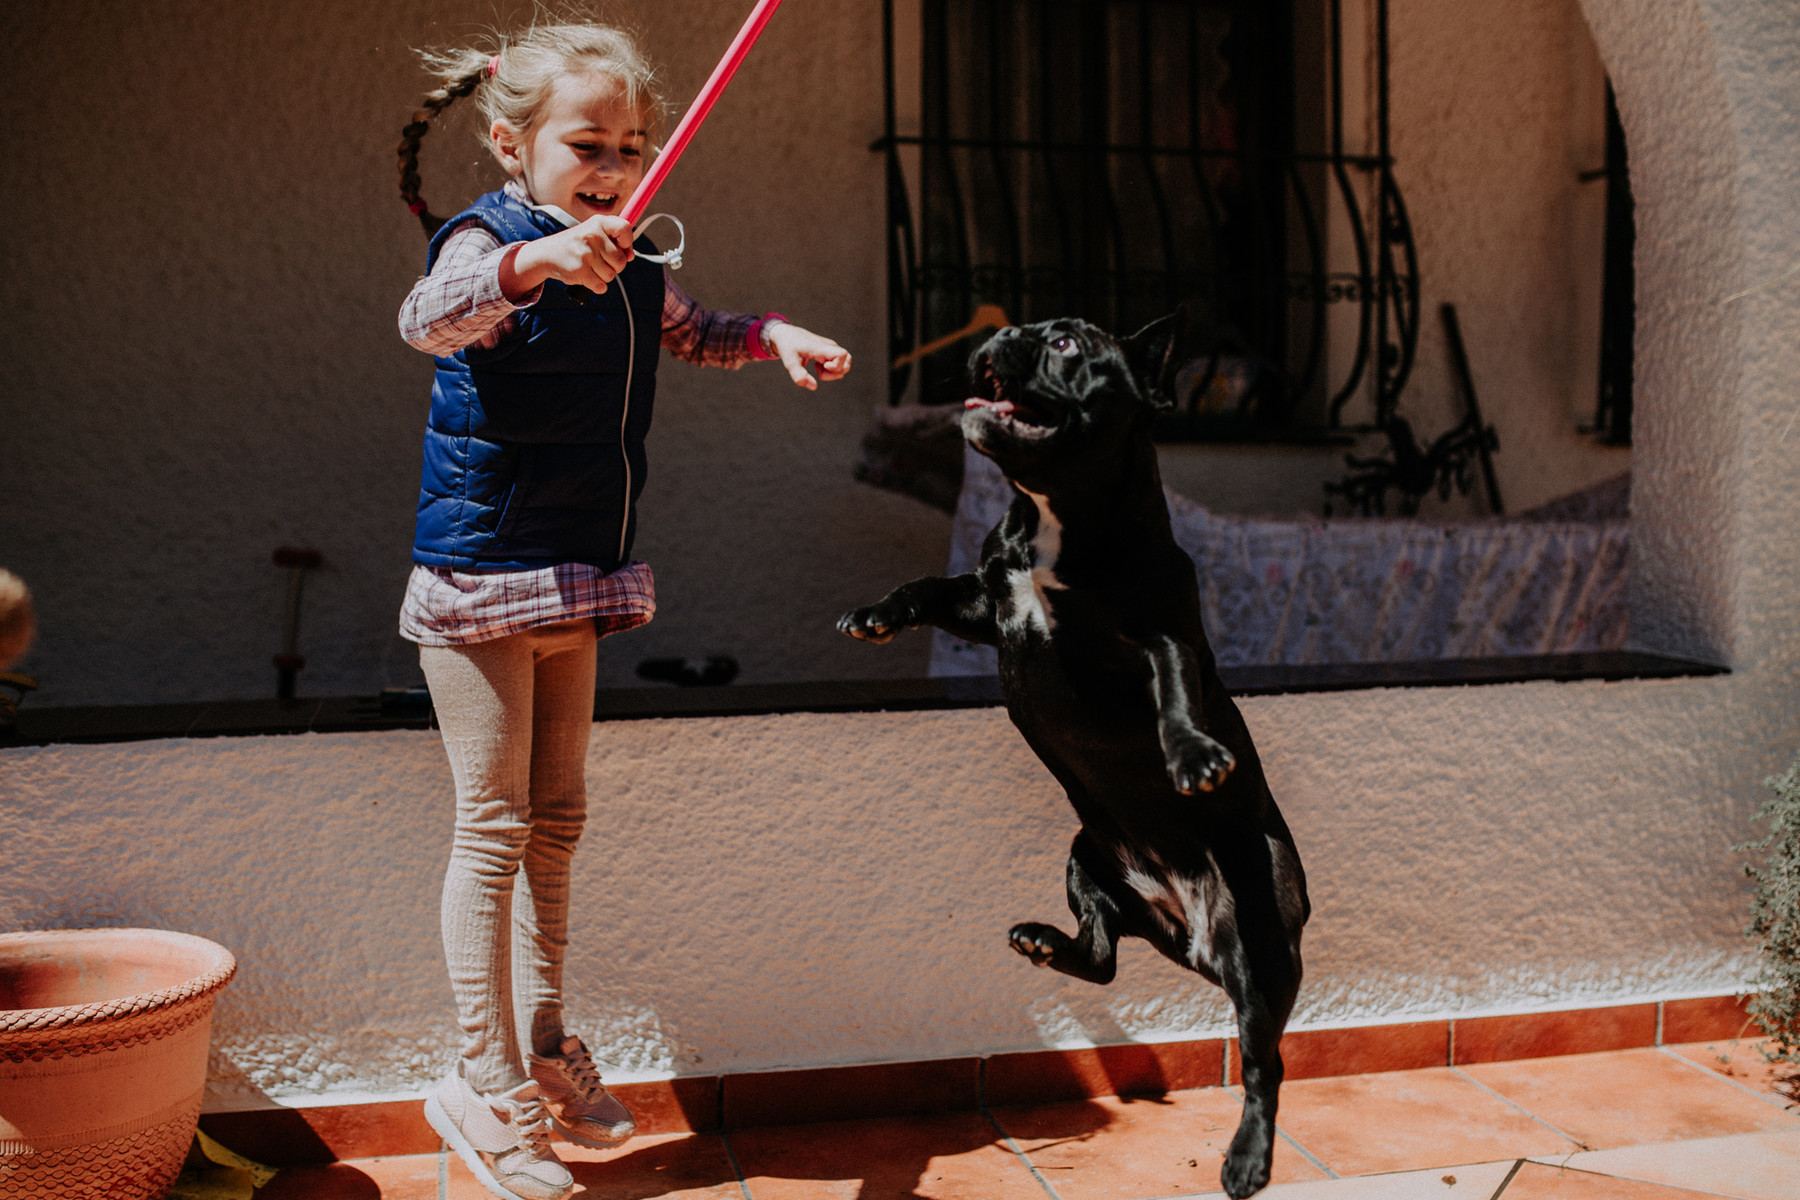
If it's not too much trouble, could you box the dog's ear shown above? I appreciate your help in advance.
[1123,306,1189,412]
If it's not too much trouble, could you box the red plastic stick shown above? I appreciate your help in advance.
[621,0,785,225]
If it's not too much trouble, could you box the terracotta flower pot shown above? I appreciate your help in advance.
[0,928,237,1199]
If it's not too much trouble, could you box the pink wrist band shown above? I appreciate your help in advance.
[747,312,788,360]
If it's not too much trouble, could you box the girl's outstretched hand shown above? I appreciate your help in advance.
[501,216,637,299]
[767,324,852,391]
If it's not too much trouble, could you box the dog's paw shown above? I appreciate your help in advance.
[1167,731,1236,794]
[837,603,911,644]
[1220,1127,1273,1198]
[1008,922,1067,967]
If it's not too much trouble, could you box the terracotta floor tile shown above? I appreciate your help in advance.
[1256,1160,1516,1198]
[1666,1041,1800,1112]
[1459,1048,1800,1150]
[1531,1130,1800,1200]
[444,1150,492,1199]
[1498,1160,1726,1198]
[260,1153,441,1199]
[560,1132,747,1199]
[728,1109,1046,1200]
[990,1088,1325,1199]
[1273,1066,1577,1177]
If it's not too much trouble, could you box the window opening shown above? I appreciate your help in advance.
[877,0,1421,441]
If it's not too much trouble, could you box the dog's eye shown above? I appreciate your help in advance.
[1050,335,1079,357]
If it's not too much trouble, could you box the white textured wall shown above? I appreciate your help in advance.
[0,670,1787,1106]
[1,0,1797,1111]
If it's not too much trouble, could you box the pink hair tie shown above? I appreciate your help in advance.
[487,54,500,77]
[407,198,428,216]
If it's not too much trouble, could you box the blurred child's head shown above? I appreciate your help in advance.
[403,22,663,232]
[0,569,34,670]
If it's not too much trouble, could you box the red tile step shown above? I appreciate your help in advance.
[203,993,1763,1165]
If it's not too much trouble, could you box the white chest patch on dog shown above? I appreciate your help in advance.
[1004,489,1066,637]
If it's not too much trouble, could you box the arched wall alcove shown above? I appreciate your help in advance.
[1574,0,1800,667]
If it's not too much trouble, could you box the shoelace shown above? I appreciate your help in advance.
[559,1041,607,1099]
[493,1085,558,1157]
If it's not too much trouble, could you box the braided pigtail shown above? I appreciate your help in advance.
[401,25,664,240]
[398,49,492,238]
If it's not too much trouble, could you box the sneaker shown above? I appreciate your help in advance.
[528,1035,638,1148]
[423,1069,574,1200]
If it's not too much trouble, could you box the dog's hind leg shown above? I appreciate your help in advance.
[1009,833,1146,985]
[1216,898,1303,1197]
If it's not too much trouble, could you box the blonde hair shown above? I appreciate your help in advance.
[399,20,663,236]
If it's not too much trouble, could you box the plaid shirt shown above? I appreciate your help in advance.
[396,188,777,645]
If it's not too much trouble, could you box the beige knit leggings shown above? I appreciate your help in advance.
[420,619,597,1094]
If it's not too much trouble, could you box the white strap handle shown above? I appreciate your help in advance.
[633,213,687,270]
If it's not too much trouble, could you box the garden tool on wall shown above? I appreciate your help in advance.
[1323,304,1502,518]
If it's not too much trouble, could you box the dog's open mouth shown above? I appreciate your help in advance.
[965,363,1056,434]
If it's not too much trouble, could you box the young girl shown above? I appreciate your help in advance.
[395,23,850,1200]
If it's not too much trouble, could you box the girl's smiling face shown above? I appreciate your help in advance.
[493,69,647,220]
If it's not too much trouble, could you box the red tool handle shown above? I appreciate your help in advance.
[620,0,784,226]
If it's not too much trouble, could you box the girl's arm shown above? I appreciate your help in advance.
[397,222,541,355]
[659,275,766,368]
[400,215,636,355]
[661,275,851,388]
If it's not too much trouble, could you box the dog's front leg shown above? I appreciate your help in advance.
[837,573,997,645]
[1142,635,1235,793]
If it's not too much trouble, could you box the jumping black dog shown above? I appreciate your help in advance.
[839,314,1310,1199]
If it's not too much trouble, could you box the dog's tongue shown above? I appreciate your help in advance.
[965,396,1017,415]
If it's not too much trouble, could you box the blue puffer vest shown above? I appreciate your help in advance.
[413,189,663,572]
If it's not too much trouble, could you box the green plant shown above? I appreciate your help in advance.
[1741,746,1800,1065]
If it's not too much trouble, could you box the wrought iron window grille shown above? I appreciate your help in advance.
[876,0,1422,441]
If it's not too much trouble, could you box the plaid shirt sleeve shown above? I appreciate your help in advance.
[660,273,779,369]
[397,221,545,355]
[402,221,776,367]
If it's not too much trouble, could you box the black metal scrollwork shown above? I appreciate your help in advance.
[878,0,1423,439]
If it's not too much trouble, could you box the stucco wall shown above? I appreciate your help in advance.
[3,0,1640,706]
[0,671,1785,1107]
[0,0,945,707]
[1,0,1797,1113]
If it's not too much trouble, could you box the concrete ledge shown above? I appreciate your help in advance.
[199,993,1761,1164]
[1,653,1728,748]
